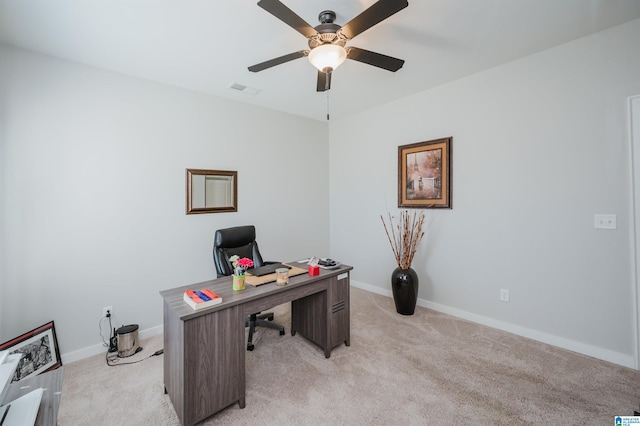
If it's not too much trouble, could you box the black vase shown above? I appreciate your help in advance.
[391,267,419,315]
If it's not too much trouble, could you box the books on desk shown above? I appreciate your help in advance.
[183,289,222,310]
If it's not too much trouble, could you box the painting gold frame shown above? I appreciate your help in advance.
[398,137,452,209]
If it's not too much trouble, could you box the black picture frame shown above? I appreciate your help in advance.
[0,321,62,382]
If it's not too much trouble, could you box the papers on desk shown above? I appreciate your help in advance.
[0,353,21,404]
[1,350,43,426]
[0,387,44,426]
[0,358,19,390]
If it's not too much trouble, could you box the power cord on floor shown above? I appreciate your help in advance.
[105,348,164,367]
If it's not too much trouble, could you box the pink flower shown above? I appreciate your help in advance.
[237,257,254,268]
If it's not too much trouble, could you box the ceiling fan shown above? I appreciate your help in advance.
[248,0,409,92]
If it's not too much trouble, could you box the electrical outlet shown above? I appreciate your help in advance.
[102,306,113,318]
[499,289,510,303]
[594,214,616,229]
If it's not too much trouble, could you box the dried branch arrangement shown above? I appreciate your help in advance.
[381,210,426,270]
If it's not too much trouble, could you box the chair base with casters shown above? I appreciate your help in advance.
[213,225,286,351]
[246,312,286,351]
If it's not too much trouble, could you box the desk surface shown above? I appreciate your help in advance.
[2,367,63,426]
[159,262,352,321]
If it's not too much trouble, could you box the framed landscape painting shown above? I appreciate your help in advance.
[0,321,62,382]
[398,137,452,209]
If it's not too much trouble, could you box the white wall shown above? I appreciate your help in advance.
[0,45,330,360]
[329,19,640,367]
[2,19,639,368]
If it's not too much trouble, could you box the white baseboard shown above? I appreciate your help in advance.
[62,283,635,369]
[350,280,635,369]
[352,280,393,298]
[61,325,164,364]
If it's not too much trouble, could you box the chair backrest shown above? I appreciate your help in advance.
[213,225,265,277]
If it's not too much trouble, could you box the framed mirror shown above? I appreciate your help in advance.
[186,169,237,214]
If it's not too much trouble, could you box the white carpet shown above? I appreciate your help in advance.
[57,287,640,425]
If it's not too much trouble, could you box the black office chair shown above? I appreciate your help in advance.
[213,225,285,351]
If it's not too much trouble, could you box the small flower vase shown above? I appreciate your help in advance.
[232,274,246,291]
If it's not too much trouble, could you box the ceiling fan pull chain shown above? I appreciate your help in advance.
[326,90,330,121]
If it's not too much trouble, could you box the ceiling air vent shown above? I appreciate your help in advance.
[229,83,261,95]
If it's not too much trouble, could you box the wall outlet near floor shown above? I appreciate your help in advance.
[499,289,510,302]
[102,305,113,318]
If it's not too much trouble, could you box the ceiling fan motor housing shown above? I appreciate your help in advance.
[309,11,345,48]
[318,10,336,24]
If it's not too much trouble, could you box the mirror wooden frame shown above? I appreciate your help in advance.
[186,169,238,214]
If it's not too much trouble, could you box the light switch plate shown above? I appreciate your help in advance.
[594,214,616,229]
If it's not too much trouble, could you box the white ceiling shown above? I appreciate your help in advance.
[1,0,639,122]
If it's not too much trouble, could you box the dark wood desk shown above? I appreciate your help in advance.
[159,264,352,426]
[2,367,64,426]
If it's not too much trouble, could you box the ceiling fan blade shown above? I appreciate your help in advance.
[317,69,332,92]
[248,50,309,72]
[257,0,318,38]
[339,0,408,40]
[346,47,405,72]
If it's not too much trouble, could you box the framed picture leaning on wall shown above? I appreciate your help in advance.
[398,137,452,209]
[0,321,62,382]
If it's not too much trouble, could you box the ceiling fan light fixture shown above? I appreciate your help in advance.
[308,44,347,71]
